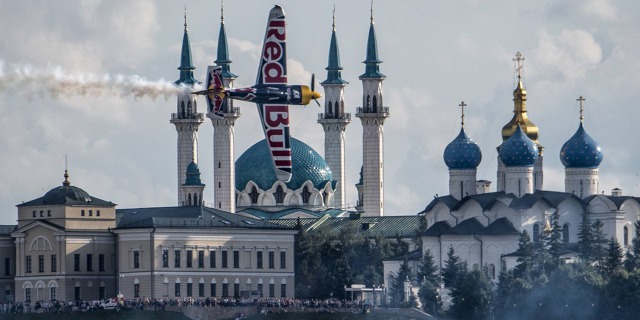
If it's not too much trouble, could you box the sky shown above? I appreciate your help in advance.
[1,0,639,225]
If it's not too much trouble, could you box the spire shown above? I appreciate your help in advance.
[459,101,466,128]
[322,6,347,85]
[501,52,541,151]
[215,0,237,80]
[577,95,585,123]
[360,1,385,79]
[62,170,70,187]
[175,6,200,86]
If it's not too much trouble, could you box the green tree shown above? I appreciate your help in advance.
[391,257,413,306]
[513,230,535,279]
[417,250,439,285]
[418,279,442,316]
[578,212,594,262]
[591,220,608,268]
[442,247,462,288]
[449,269,494,320]
[627,221,640,270]
[603,237,623,275]
[546,211,563,268]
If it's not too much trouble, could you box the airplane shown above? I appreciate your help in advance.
[193,5,321,183]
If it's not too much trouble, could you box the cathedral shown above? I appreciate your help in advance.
[0,4,638,305]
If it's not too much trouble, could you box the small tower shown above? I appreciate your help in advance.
[560,96,603,198]
[443,101,482,200]
[208,3,240,213]
[355,4,389,217]
[497,52,543,192]
[171,8,205,206]
[499,123,538,197]
[318,9,351,209]
[181,160,205,206]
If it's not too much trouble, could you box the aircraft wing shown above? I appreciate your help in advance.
[257,103,292,182]
[255,6,292,182]
[255,5,287,86]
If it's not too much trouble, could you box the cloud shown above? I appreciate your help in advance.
[534,29,602,79]
[582,0,617,21]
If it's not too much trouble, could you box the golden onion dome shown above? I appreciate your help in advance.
[500,77,543,154]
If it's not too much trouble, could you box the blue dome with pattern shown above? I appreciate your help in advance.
[235,138,334,191]
[443,128,482,169]
[499,124,538,167]
[560,123,603,168]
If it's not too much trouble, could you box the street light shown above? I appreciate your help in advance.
[344,285,347,301]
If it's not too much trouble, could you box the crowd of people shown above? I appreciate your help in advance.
[0,296,376,314]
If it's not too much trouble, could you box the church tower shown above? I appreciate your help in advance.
[171,9,205,206]
[355,6,388,217]
[497,52,543,192]
[207,4,240,212]
[560,96,603,198]
[318,10,351,209]
[443,102,482,200]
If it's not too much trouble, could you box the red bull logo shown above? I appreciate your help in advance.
[261,19,286,85]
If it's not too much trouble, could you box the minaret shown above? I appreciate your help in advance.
[560,96,603,198]
[355,5,389,217]
[443,102,482,200]
[318,8,351,209]
[207,2,240,213]
[171,8,205,206]
[497,52,543,192]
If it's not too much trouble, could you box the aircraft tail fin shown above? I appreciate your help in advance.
[205,66,226,117]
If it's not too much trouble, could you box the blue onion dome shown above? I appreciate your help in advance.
[236,138,334,191]
[499,124,538,167]
[560,123,603,168]
[443,128,482,169]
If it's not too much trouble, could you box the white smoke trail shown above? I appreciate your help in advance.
[0,61,198,100]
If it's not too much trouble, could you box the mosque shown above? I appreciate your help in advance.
[0,4,638,305]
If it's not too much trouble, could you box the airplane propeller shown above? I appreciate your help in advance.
[311,74,321,107]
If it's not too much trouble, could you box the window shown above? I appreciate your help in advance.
[134,284,140,298]
[233,251,240,268]
[234,283,240,298]
[99,254,104,271]
[269,284,275,297]
[198,251,204,268]
[302,186,311,204]
[268,252,275,269]
[175,283,181,297]
[26,256,32,273]
[562,224,570,243]
[51,255,57,272]
[25,288,31,302]
[281,284,286,297]
[40,210,43,217]
[198,283,204,297]
[209,251,216,268]
[222,283,229,297]
[222,251,228,268]
[174,250,181,268]
[50,287,56,301]
[533,224,540,243]
[280,251,286,269]
[258,284,263,297]
[32,211,36,218]
[274,186,285,204]
[81,210,85,216]
[75,254,82,271]
[162,250,169,268]
[47,210,51,217]
[75,287,80,301]
[89,210,93,216]
[4,258,10,276]
[96,210,100,217]
[186,250,193,268]
[210,283,217,297]
[257,251,263,269]
[87,254,93,271]
[99,286,105,300]
[250,187,259,204]
[38,255,44,273]
[187,283,193,297]
[624,226,629,246]
[133,251,140,269]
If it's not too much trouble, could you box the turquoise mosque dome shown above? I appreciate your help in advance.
[443,128,482,169]
[236,138,334,191]
[499,124,538,167]
[560,123,603,168]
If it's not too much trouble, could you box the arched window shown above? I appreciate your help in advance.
[250,186,259,204]
[624,226,629,246]
[533,224,540,243]
[327,101,333,116]
[562,224,569,243]
[274,186,285,204]
[181,102,186,118]
[193,193,198,206]
[366,96,371,112]
[188,193,192,206]
[334,102,339,117]
[302,186,311,204]
[187,101,192,116]
[372,95,378,113]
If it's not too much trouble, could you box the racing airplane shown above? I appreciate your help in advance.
[193,5,321,183]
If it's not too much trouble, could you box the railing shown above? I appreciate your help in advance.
[318,113,352,120]
[355,106,390,114]
[171,113,206,121]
